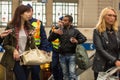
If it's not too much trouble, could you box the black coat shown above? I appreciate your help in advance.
[92,29,120,72]
[48,26,87,54]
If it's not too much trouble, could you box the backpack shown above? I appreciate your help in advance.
[75,44,89,70]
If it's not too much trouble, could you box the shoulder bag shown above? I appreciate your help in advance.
[20,47,52,65]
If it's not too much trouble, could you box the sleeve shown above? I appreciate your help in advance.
[48,26,60,42]
[2,27,15,54]
[93,29,116,63]
[39,21,52,52]
[76,29,87,44]
[48,31,60,42]
[0,25,12,44]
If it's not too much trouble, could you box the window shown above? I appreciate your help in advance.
[0,1,12,26]
[22,1,46,25]
[53,2,78,26]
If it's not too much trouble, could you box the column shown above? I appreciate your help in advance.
[12,0,20,17]
[46,0,53,27]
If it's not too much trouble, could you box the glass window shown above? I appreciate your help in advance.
[53,2,78,26]
[0,1,12,26]
[22,1,46,25]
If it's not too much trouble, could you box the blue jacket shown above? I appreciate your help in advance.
[29,18,51,52]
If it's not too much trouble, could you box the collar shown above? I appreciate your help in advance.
[29,17,37,23]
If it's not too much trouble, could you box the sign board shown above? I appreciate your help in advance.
[82,43,95,50]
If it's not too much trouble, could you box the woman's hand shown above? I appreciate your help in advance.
[0,29,12,38]
[13,49,20,61]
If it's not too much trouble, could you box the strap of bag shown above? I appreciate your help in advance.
[105,67,120,77]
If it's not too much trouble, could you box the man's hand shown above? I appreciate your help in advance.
[70,37,78,44]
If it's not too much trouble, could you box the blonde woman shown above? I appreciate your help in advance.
[92,7,120,80]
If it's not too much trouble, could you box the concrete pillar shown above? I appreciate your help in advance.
[79,0,97,28]
[113,0,120,25]
[46,0,53,27]
[12,0,21,17]
[78,0,83,28]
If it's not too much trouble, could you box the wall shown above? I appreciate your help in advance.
[78,0,98,28]
[78,0,120,28]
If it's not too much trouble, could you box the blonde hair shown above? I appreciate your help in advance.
[96,7,118,33]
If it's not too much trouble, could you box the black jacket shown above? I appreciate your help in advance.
[48,26,87,54]
[92,29,120,72]
[48,26,60,53]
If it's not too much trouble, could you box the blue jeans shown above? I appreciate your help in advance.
[30,65,40,80]
[59,54,77,80]
[13,61,29,80]
[52,51,63,80]
[13,62,40,80]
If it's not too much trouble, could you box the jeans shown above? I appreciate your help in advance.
[59,53,77,80]
[30,65,40,80]
[52,51,63,80]
[13,61,29,80]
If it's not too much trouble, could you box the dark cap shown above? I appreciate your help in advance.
[59,16,63,20]
[27,4,33,9]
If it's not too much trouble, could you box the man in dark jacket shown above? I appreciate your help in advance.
[48,15,87,80]
[27,4,51,80]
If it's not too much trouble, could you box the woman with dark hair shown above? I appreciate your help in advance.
[1,5,35,80]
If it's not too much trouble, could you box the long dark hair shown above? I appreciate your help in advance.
[8,5,31,28]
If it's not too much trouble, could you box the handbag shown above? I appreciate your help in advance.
[75,44,89,70]
[97,67,120,80]
[20,47,52,65]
